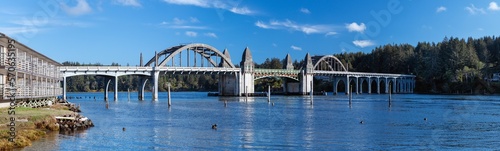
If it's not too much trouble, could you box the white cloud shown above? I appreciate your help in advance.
[489,2,500,11]
[325,32,338,37]
[272,43,277,47]
[255,21,274,29]
[255,19,335,35]
[436,6,447,13]
[185,31,197,37]
[346,22,366,33]
[190,17,199,23]
[478,27,484,31]
[205,32,217,38]
[300,8,311,14]
[290,45,302,51]
[173,17,184,24]
[163,0,256,15]
[0,27,41,36]
[230,7,254,15]
[60,0,93,16]
[169,25,207,29]
[160,17,207,29]
[465,4,486,14]
[114,0,141,7]
[352,40,375,48]
[163,0,209,7]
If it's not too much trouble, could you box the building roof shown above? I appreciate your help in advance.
[0,32,61,66]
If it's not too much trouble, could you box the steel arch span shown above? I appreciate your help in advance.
[312,55,347,72]
[254,75,300,82]
[145,43,236,68]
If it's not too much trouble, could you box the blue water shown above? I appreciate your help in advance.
[22,92,500,150]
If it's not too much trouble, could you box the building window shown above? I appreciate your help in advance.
[0,45,4,66]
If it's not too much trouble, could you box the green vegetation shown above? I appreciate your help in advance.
[62,36,500,94]
[0,105,74,149]
[338,36,500,94]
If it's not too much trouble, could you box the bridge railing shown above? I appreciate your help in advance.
[254,69,301,74]
[59,66,153,71]
[313,70,415,78]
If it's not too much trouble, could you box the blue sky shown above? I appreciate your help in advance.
[1,0,499,66]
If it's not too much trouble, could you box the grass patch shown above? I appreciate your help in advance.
[0,104,75,149]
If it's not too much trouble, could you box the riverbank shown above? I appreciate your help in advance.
[0,103,92,150]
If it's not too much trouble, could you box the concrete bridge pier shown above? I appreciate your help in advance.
[240,47,254,96]
[138,77,147,101]
[367,77,372,94]
[105,79,111,101]
[392,78,397,94]
[300,53,314,95]
[114,76,118,101]
[218,49,240,96]
[355,77,359,94]
[332,77,337,95]
[63,76,67,100]
[104,77,119,101]
[219,73,239,96]
[376,78,381,94]
[152,70,159,101]
[345,76,350,95]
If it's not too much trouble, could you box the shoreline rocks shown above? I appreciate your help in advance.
[56,114,94,132]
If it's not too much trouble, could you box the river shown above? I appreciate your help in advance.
[21,92,500,150]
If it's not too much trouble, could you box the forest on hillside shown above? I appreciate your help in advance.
[63,36,500,94]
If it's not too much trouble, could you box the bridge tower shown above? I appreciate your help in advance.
[218,49,239,96]
[240,47,254,96]
[300,53,314,95]
[282,54,300,94]
[284,53,294,70]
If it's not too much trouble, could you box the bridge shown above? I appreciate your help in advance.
[59,43,415,101]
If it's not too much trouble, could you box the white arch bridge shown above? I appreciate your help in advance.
[60,43,415,101]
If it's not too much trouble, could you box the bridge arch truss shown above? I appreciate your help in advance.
[145,43,235,68]
[312,55,347,72]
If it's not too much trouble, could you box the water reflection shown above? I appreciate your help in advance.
[241,97,255,148]
[22,92,500,150]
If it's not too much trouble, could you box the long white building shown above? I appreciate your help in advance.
[0,33,62,106]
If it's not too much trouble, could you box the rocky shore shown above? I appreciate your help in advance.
[0,99,94,150]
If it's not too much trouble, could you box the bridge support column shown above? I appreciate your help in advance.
[403,78,406,93]
[240,72,254,96]
[377,78,380,94]
[356,77,359,94]
[368,77,372,94]
[105,79,111,101]
[300,73,313,95]
[397,78,401,93]
[114,76,118,101]
[360,78,364,94]
[367,77,372,94]
[333,77,337,95]
[411,79,415,93]
[219,73,239,96]
[152,70,159,101]
[384,78,389,93]
[137,77,148,101]
[62,76,67,100]
[392,78,397,94]
[345,76,350,95]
